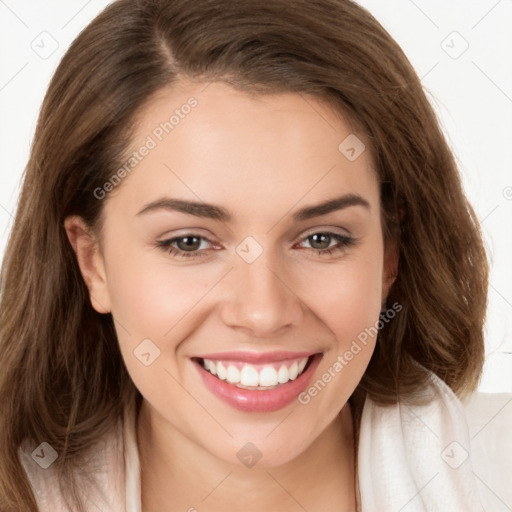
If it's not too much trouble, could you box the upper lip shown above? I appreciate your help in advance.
[194,350,317,364]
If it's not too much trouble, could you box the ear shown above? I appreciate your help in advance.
[64,215,111,314]
[381,235,399,304]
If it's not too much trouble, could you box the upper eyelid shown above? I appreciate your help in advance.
[161,224,352,239]
[298,226,351,238]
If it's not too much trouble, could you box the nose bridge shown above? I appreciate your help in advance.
[220,241,303,336]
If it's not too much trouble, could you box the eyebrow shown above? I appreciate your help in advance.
[136,193,370,222]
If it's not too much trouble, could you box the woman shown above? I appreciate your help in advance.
[0,0,495,510]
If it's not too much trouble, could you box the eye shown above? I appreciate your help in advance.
[297,231,355,256]
[156,234,217,259]
[156,230,356,260]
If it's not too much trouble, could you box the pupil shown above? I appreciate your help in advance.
[311,233,330,249]
[178,236,200,251]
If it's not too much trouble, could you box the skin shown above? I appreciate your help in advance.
[65,80,397,512]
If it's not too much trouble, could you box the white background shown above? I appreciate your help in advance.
[0,0,511,392]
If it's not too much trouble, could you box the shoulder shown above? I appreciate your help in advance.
[18,415,128,512]
[461,391,512,511]
[357,371,511,511]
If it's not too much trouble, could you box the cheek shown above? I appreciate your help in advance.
[293,262,382,416]
[104,235,215,321]
[334,265,382,344]
[291,244,383,399]
[295,253,384,347]
[104,255,221,402]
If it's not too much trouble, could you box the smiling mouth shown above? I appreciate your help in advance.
[193,352,323,412]
[194,355,314,390]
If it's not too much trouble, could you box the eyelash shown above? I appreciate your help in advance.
[156,231,356,259]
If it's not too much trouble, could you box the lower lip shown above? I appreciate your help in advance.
[194,354,322,413]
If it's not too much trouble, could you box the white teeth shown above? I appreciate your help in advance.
[204,358,216,375]
[217,361,227,381]
[226,365,240,384]
[202,357,310,388]
[277,365,289,384]
[259,366,278,387]
[289,362,299,380]
[240,365,259,387]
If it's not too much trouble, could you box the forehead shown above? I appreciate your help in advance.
[105,81,378,222]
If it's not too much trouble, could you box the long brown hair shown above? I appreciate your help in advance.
[0,0,488,509]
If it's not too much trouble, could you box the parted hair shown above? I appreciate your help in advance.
[0,0,488,509]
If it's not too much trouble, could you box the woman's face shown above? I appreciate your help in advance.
[69,81,396,467]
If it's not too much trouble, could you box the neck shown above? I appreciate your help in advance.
[137,402,356,512]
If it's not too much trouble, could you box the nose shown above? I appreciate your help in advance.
[219,249,304,338]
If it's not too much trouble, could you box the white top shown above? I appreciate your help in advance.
[18,373,512,511]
